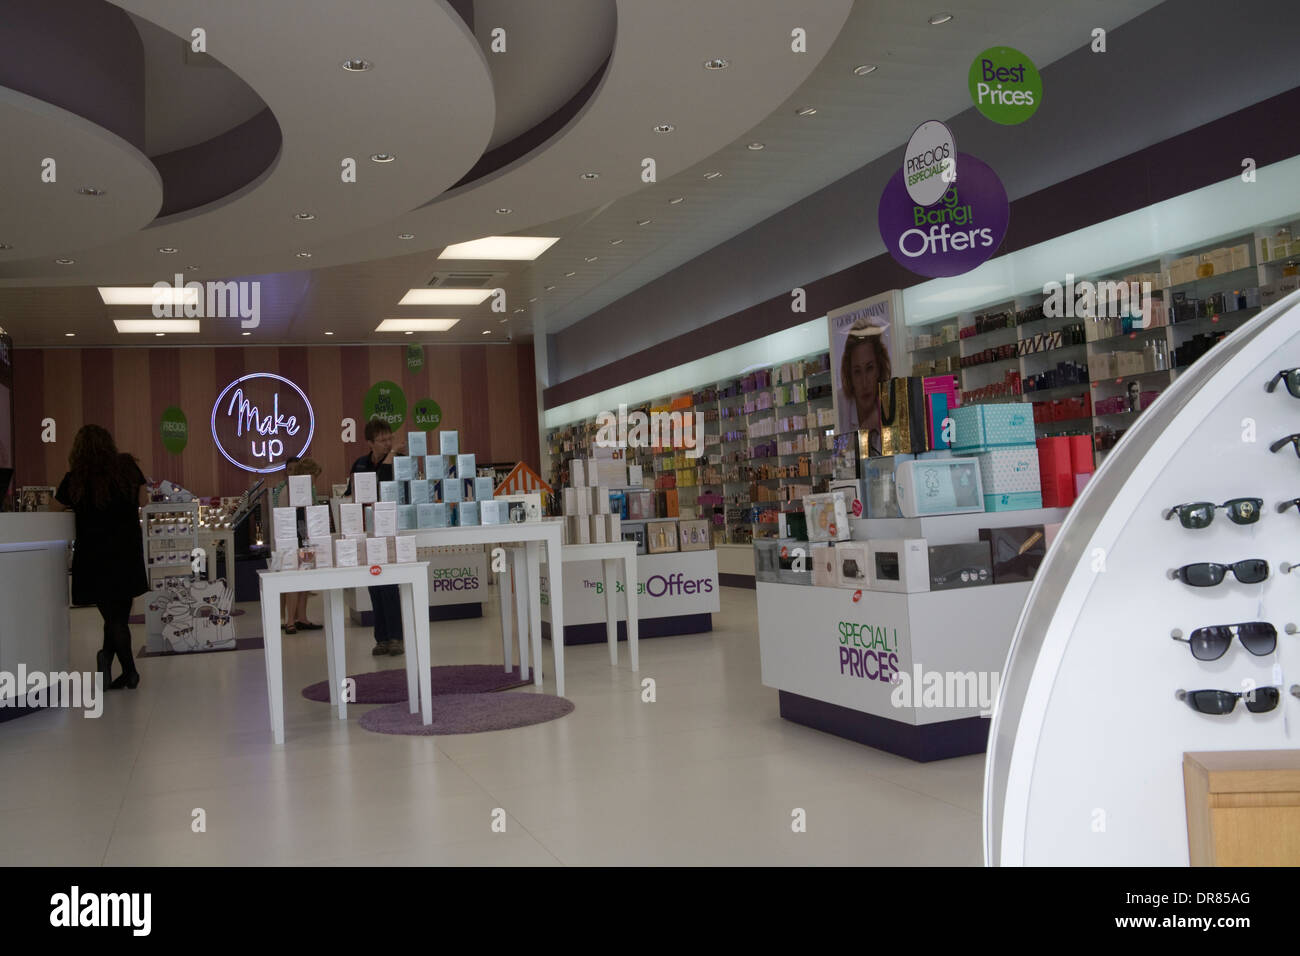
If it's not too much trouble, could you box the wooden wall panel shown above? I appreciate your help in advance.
[10,344,537,497]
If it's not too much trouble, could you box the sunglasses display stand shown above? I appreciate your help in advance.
[988,290,1300,866]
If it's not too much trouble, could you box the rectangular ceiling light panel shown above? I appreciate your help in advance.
[397,289,493,305]
[113,319,201,333]
[375,318,460,332]
[437,236,559,260]
[99,287,200,306]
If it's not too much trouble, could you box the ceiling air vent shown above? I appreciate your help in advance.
[426,271,504,289]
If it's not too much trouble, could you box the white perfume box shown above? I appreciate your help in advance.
[867,538,930,593]
[352,472,378,504]
[307,536,334,569]
[805,493,849,542]
[394,535,417,564]
[305,504,331,540]
[335,537,358,567]
[272,507,297,542]
[373,501,398,538]
[288,474,313,507]
[340,502,364,536]
[365,537,389,566]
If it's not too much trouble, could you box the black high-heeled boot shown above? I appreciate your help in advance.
[96,649,112,687]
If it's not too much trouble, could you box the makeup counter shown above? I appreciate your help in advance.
[0,513,74,705]
[755,401,1087,761]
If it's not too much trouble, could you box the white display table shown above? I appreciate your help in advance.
[758,580,1032,761]
[0,514,74,707]
[560,542,640,670]
[539,549,718,645]
[257,563,432,745]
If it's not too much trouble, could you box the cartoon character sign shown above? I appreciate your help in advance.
[146,576,236,652]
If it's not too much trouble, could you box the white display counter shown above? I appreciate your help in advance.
[539,549,720,644]
[346,545,489,623]
[0,513,74,707]
[758,580,1030,761]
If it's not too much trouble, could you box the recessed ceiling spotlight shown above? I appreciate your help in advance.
[64,332,75,337]
[294,212,315,221]
[296,251,312,258]
[637,218,653,226]
[544,285,556,291]
[186,264,200,271]
[342,58,372,72]
[580,172,599,180]
[158,246,178,254]
[564,271,576,277]
[76,186,106,196]
[242,331,251,336]
[397,233,415,240]
[500,317,511,323]
[155,332,165,337]
[324,331,334,335]
[404,330,413,335]
[853,64,878,76]
[495,207,511,214]
[528,297,537,302]
[928,13,954,24]
[55,257,75,264]
[704,58,729,70]
[513,307,525,313]
[669,197,685,204]
[609,238,623,245]
[584,256,598,262]
[653,124,675,133]
[703,172,722,180]
[746,142,765,151]
[796,107,818,116]
[481,330,491,335]
[370,153,395,163]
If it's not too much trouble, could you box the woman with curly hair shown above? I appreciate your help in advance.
[50,425,149,689]
[840,318,892,455]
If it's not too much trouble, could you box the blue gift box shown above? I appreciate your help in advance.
[949,404,1035,453]
[406,432,428,458]
[474,476,494,501]
[408,479,432,505]
[457,454,476,480]
[439,431,459,456]
[393,456,415,481]
[397,504,416,531]
[440,478,462,503]
[983,491,1044,512]
[424,455,447,480]
[379,480,405,504]
[416,503,438,529]
[459,501,480,526]
[480,500,505,525]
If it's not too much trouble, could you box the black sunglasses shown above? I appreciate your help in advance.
[1172,559,1269,587]
[1266,368,1300,398]
[1163,498,1262,529]
[1177,686,1281,715]
[1171,622,1277,660]
[1278,499,1300,515]
[1269,434,1300,458]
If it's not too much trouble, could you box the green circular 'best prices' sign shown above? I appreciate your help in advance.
[160,406,188,454]
[364,380,407,430]
[406,345,424,371]
[969,47,1041,125]
[412,397,442,429]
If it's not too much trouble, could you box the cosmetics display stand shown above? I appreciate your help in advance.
[757,507,1066,761]
[0,513,73,707]
[987,291,1300,866]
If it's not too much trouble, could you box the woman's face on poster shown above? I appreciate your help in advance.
[849,341,880,415]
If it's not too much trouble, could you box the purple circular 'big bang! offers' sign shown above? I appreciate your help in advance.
[878,152,1009,278]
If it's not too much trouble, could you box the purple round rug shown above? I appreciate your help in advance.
[358,693,574,736]
[302,665,531,703]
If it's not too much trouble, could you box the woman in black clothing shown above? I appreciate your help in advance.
[50,425,150,689]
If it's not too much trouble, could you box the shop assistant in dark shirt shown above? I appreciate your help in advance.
[346,419,406,654]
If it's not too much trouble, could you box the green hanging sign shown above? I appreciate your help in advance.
[160,406,188,454]
[406,345,425,370]
[363,380,407,430]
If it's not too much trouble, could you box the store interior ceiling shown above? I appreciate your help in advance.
[0,0,1164,347]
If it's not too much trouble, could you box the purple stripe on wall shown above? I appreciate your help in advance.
[459,347,490,457]
[80,348,115,430]
[13,348,44,489]
[544,84,1300,410]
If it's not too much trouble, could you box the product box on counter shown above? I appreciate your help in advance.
[978,525,1047,583]
[679,519,710,552]
[646,520,678,554]
[778,511,808,541]
[621,521,647,555]
[969,444,1040,499]
[804,492,849,542]
[829,478,866,520]
[949,403,1035,453]
[754,539,780,583]
[1037,436,1076,508]
[867,538,930,593]
[927,542,993,590]
[830,431,871,479]
[895,458,984,517]
[861,455,914,518]
[811,542,837,588]
[834,540,869,590]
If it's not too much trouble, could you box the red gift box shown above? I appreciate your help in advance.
[1042,474,1076,508]
[1069,435,1095,474]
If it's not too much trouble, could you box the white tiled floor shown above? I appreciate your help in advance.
[0,586,983,865]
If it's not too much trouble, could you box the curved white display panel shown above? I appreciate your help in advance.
[987,291,1300,866]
